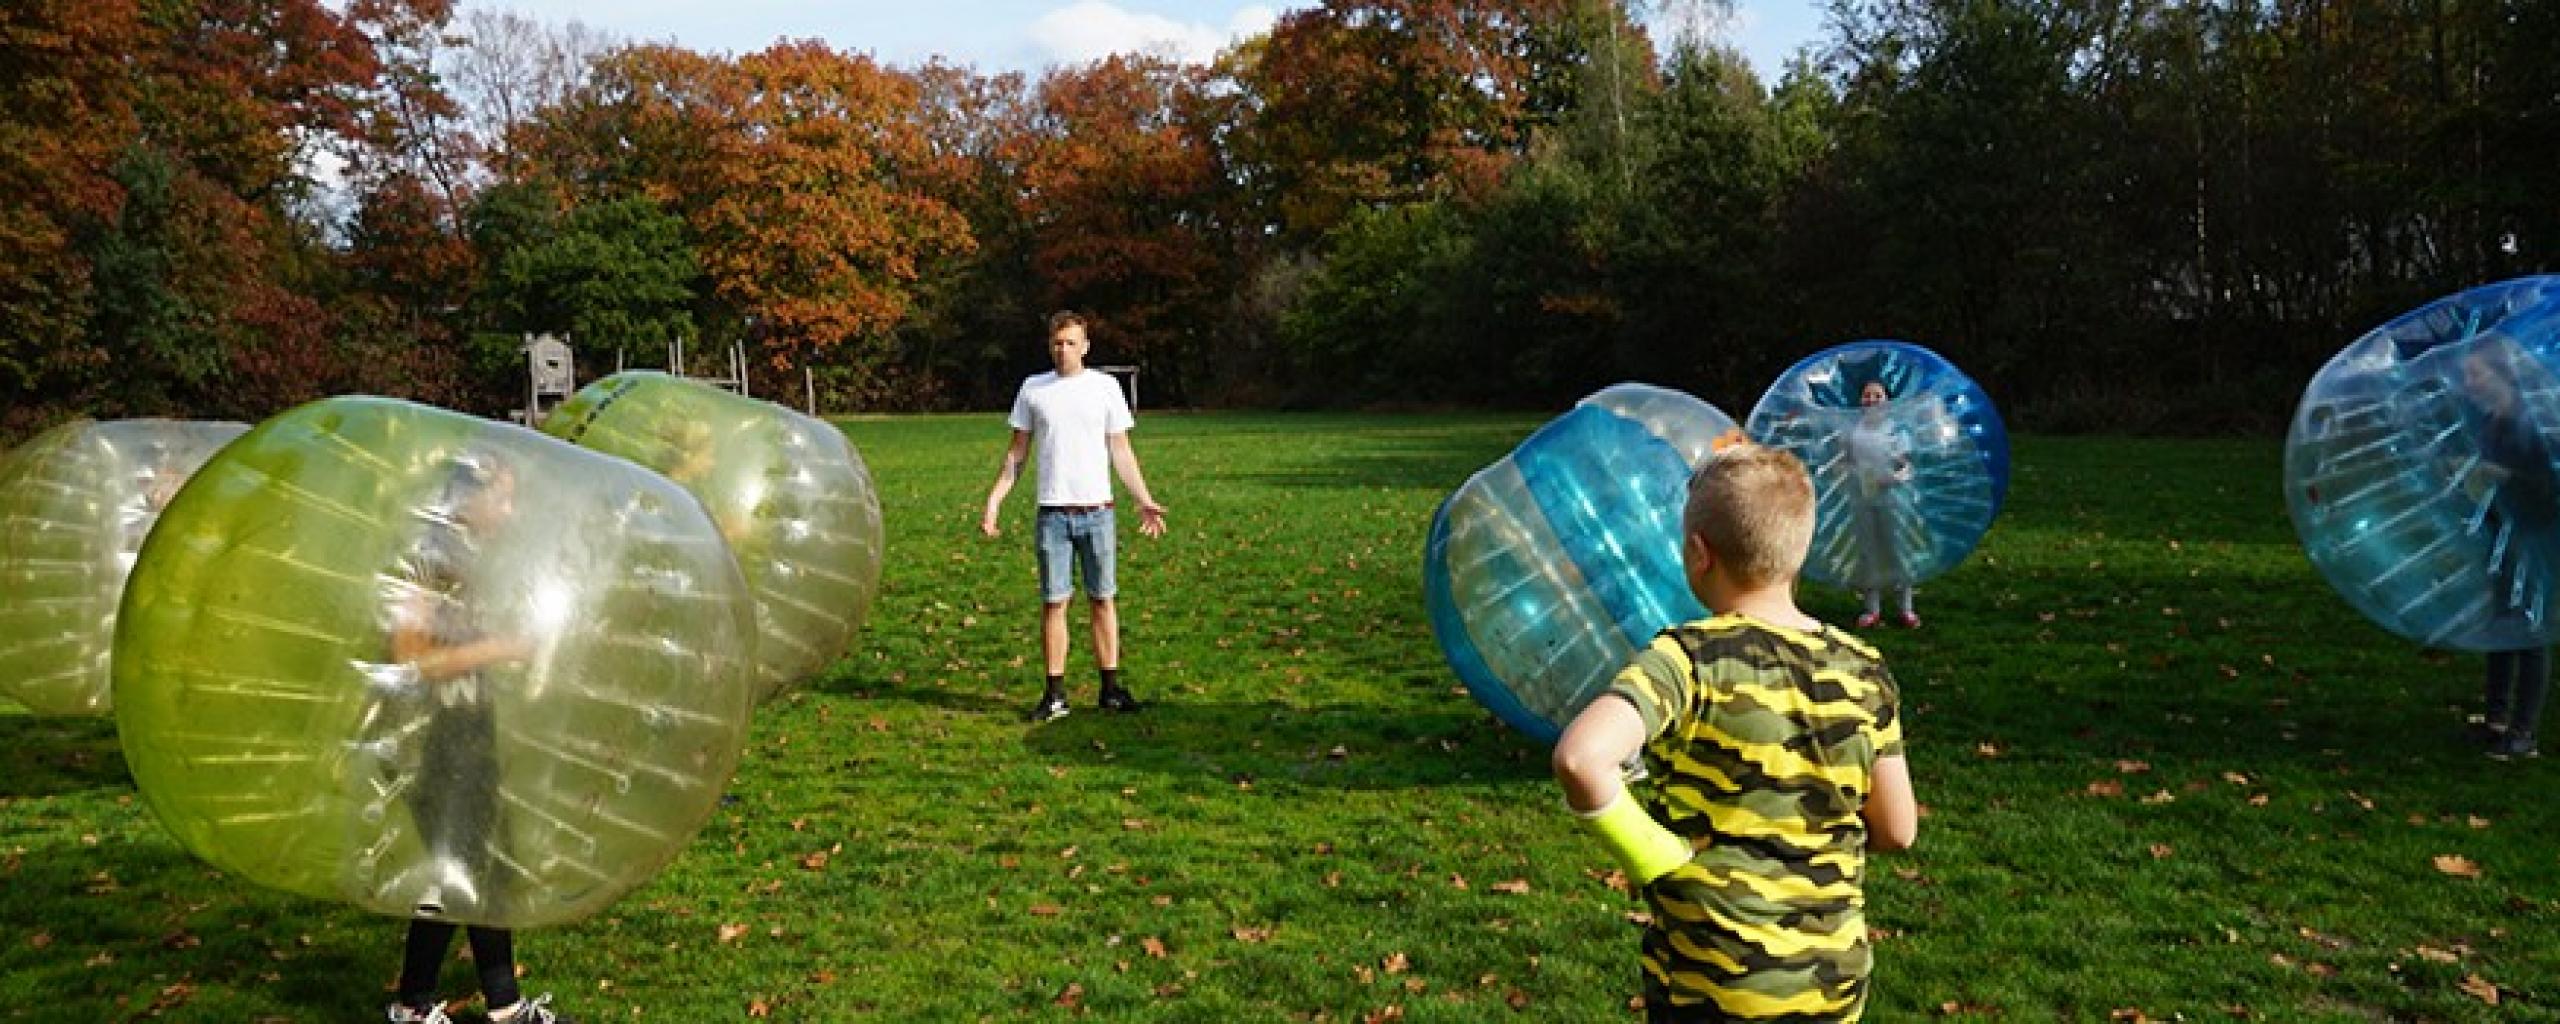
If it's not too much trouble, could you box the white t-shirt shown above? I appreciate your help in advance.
[1008,370,1134,506]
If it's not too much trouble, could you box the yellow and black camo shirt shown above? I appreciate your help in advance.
[1605,613,1905,1023]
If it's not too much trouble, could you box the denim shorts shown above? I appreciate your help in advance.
[1035,506,1116,603]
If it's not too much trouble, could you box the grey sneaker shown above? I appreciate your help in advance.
[492,993,572,1024]
[2489,731,2539,760]
[1027,693,1071,723]
[386,1003,452,1024]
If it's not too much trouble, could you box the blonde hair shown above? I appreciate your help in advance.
[1684,443,1815,587]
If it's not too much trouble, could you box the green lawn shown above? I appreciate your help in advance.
[4,414,2557,1021]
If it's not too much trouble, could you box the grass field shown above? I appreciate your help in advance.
[4,413,2558,1022]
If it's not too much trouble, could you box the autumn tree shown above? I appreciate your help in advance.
[1019,55,1229,401]
[0,0,149,428]
[517,42,972,400]
[898,59,1042,407]
[1227,0,1616,244]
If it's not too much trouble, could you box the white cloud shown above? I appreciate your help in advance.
[1027,1,1276,66]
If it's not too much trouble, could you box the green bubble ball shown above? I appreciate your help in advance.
[542,372,885,701]
[114,397,757,929]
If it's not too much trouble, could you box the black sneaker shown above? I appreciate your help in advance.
[1098,685,1143,714]
[2489,731,2540,761]
[1028,693,1071,723]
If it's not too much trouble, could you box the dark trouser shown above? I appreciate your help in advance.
[400,700,516,1007]
[2486,646,2551,737]
[411,701,501,884]
[399,921,520,1009]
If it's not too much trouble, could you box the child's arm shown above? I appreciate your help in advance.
[1863,754,1917,851]
[1553,695,1645,811]
[981,430,1031,537]
[389,593,532,684]
[1554,694,1691,884]
[1105,432,1167,537]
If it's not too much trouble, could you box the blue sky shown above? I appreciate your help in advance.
[474,0,1830,82]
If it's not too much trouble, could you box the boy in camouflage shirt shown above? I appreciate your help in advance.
[1555,443,1919,1022]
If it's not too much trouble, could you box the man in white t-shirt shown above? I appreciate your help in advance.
[981,311,1169,722]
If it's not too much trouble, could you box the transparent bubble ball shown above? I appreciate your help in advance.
[0,419,245,715]
[1424,384,1739,743]
[1745,341,2009,592]
[2287,276,2560,651]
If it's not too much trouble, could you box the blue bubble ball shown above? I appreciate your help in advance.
[1745,341,2009,593]
[2287,276,2560,651]
[1424,383,1739,744]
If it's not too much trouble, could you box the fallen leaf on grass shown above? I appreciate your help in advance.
[2433,854,2483,879]
[1142,936,1167,958]
[1232,925,1273,943]
[1361,1007,1404,1023]
[2460,974,2501,1005]
[717,923,749,944]
[2139,790,2175,805]
[1054,982,1085,1009]
[1028,903,1063,917]
[1490,878,1530,895]
[2115,760,2151,774]
[2086,780,2125,798]
[1383,952,1409,974]
[2148,844,2174,859]
[2414,945,2460,963]
[748,999,770,1017]
[1448,873,1469,891]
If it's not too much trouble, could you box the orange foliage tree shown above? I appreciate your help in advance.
[1227,0,1581,244]
[519,42,972,396]
[1019,56,1231,399]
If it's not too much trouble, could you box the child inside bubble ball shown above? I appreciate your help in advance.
[1844,380,1919,629]
[380,451,570,1024]
[2457,341,2556,760]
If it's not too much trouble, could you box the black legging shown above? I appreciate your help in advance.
[398,700,519,1009]
[399,921,520,1010]
[2487,647,2551,737]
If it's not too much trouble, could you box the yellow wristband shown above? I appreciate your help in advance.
[1577,791,1692,885]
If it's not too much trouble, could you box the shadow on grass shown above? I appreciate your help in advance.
[0,711,131,800]
[854,680,1549,791]
[0,823,390,1020]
